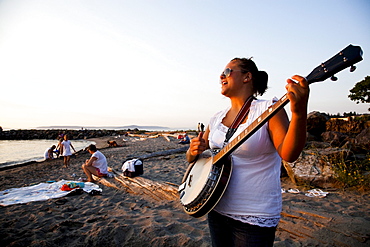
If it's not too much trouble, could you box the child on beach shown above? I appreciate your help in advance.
[61,134,76,168]
[44,145,56,160]
[54,134,64,158]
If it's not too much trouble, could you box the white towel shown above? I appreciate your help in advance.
[122,159,141,172]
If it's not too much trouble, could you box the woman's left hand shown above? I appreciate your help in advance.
[286,75,310,116]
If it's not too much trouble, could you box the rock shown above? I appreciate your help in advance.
[305,141,331,149]
[0,129,129,140]
[306,132,317,142]
[338,128,370,154]
[283,148,348,188]
[354,127,370,147]
[321,131,349,147]
[307,111,329,140]
[346,127,370,153]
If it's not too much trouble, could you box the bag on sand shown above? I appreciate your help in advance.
[122,159,144,178]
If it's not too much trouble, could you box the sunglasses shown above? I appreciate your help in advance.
[221,68,245,78]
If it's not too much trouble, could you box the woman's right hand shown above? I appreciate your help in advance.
[187,132,207,162]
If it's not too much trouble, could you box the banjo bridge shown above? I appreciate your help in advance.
[188,175,193,187]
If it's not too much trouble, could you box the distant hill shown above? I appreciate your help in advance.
[36,125,171,130]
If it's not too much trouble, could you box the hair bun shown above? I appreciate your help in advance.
[254,71,268,96]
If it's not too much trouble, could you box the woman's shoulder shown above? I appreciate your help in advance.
[209,107,229,123]
[253,97,278,109]
[208,107,230,132]
[212,106,230,118]
[248,97,279,118]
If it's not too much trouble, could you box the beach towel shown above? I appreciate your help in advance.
[0,180,102,206]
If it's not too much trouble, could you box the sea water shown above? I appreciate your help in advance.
[0,139,95,169]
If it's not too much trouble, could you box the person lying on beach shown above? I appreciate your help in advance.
[82,144,108,182]
[107,140,122,147]
[44,145,56,160]
[61,134,76,168]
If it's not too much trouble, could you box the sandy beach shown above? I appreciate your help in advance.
[0,135,369,246]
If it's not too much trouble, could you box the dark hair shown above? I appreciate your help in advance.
[87,144,97,152]
[231,57,268,96]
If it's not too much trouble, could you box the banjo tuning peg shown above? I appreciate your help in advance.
[350,65,356,72]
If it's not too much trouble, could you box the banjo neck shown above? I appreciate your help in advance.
[213,94,290,165]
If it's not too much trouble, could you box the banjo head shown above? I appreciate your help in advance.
[180,150,214,205]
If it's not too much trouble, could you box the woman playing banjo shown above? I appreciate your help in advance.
[186,57,309,246]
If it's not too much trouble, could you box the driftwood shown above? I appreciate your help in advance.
[282,160,297,184]
[127,133,160,139]
[97,176,124,191]
[278,209,331,243]
[113,169,178,201]
[162,135,171,142]
[95,145,187,201]
[131,146,188,160]
[96,169,179,202]
[278,208,369,245]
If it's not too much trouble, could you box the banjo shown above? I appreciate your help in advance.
[179,44,363,218]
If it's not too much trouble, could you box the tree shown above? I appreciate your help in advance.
[348,76,370,111]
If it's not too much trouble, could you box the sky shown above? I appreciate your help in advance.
[0,0,369,130]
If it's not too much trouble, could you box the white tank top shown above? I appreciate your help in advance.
[208,98,282,221]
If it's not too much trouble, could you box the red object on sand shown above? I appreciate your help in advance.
[61,184,73,191]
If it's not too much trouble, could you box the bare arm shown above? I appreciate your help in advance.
[269,75,309,162]
[70,143,76,152]
[48,149,54,159]
[85,157,97,167]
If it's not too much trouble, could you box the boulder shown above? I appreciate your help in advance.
[307,111,329,140]
[321,131,349,147]
[346,127,370,153]
[282,148,348,188]
[306,132,317,142]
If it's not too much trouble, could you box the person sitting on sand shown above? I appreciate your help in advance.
[44,145,56,160]
[61,134,76,168]
[82,144,108,182]
[178,133,190,144]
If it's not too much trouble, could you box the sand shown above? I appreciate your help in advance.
[0,135,369,247]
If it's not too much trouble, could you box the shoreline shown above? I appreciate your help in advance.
[0,139,97,171]
[0,131,188,171]
[0,135,369,246]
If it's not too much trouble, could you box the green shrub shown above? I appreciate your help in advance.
[330,152,370,189]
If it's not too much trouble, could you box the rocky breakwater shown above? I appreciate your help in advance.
[0,129,131,140]
[284,112,370,188]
